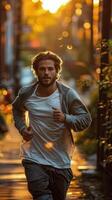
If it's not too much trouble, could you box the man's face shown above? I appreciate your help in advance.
[35,59,57,87]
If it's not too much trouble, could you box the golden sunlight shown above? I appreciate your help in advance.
[41,0,70,13]
[93,0,99,6]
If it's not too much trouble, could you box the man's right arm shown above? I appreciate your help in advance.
[12,90,27,134]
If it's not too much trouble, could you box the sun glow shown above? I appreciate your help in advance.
[41,0,70,13]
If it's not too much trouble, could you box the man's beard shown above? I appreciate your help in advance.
[38,76,57,87]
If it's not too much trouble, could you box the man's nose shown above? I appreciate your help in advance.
[44,69,49,74]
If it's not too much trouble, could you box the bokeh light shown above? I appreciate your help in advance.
[41,0,70,13]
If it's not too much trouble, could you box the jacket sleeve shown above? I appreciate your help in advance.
[64,89,92,132]
[12,89,27,134]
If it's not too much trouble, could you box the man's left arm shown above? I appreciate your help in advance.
[64,89,92,132]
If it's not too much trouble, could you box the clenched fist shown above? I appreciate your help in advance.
[52,107,65,123]
[21,127,33,141]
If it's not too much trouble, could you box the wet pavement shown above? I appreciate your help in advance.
[0,124,104,200]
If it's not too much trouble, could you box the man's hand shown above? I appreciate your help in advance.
[21,127,33,141]
[52,107,65,123]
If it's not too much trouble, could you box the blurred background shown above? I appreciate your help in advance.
[0,0,112,199]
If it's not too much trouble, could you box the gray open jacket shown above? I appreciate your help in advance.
[12,81,92,144]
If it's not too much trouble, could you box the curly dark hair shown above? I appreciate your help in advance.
[32,51,63,78]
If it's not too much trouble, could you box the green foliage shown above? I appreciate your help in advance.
[76,38,112,156]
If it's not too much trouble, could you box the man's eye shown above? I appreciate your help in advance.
[39,68,45,71]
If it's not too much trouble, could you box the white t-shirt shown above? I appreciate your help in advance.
[20,88,73,168]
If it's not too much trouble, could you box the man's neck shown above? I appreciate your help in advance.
[37,82,57,97]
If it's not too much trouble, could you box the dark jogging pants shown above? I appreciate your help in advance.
[22,159,73,200]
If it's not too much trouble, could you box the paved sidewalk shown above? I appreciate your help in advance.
[0,124,104,200]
